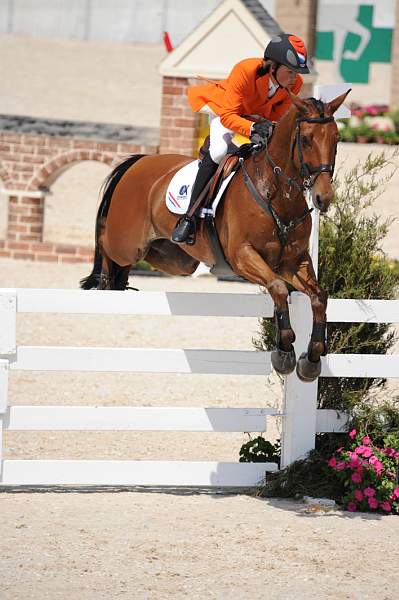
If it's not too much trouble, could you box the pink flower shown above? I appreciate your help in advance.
[393,487,399,499]
[336,461,346,471]
[369,456,383,472]
[361,436,371,446]
[355,445,372,457]
[352,472,362,484]
[380,501,391,513]
[349,429,357,440]
[328,457,337,468]
[363,487,376,497]
[348,453,362,469]
[368,497,378,509]
[354,489,364,501]
[383,448,397,458]
[347,502,357,512]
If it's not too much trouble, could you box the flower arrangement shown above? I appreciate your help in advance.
[338,102,399,144]
[327,429,399,513]
[351,103,389,118]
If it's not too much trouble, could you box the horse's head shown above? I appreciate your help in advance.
[288,90,351,213]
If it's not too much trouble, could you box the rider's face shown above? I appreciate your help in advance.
[274,65,297,89]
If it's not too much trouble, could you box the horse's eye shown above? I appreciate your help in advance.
[301,135,311,147]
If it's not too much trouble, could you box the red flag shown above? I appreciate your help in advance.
[163,31,173,53]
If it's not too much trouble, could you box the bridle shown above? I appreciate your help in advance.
[266,98,337,192]
[239,98,337,250]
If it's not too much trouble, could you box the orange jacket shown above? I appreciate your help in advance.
[187,58,303,138]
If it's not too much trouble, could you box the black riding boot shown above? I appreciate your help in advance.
[171,152,218,244]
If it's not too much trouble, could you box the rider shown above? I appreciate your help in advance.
[171,33,309,244]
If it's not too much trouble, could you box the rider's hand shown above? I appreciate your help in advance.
[250,120,274,144]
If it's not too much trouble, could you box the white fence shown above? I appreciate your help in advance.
[0,288,398,487]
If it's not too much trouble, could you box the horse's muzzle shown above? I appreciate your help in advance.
[312,190,333,213]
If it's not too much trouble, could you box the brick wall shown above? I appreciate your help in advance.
[0,130,158,263]
[0,239,94,263]
[159,76,200,156]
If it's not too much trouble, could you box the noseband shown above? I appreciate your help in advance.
[267,98,336,192]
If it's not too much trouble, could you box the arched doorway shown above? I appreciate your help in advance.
[43,160,111,246]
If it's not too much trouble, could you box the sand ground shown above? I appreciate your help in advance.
[0,259,399,600]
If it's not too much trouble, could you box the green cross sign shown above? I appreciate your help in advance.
[316,5,393,83]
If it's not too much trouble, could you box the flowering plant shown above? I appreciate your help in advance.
[327,429,399,514]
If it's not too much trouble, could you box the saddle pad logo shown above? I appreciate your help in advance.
[167,184,190,210]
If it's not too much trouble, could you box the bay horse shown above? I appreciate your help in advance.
[81,91,349,382]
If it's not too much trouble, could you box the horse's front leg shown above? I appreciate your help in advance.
[280,252,327,382]
[231,245,297,375]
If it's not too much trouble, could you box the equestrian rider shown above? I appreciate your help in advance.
[171,33,309,244]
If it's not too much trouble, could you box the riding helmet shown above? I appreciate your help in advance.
[264,33,309,74]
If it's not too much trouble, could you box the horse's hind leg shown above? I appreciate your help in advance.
[98,252,131,290]
[230,245,297,375]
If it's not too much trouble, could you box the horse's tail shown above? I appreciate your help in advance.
[80,154,146,289]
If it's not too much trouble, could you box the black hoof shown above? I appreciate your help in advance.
[271,348,296,375]
[296,352,321,382]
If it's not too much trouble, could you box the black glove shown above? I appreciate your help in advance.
[250,119,274,144]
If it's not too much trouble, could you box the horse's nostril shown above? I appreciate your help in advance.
[315,195,325,211]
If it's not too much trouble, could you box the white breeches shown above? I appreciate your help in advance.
[200,106,235,164]
[208,116,235,164]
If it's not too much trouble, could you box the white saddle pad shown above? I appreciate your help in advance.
[166,159,237,217]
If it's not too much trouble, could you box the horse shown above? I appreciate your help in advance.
[81,90,350,382]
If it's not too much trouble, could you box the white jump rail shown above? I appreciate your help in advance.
[0,288,398,486]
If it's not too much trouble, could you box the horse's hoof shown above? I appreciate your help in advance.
[271,348,296,375]
[296,352,321,382]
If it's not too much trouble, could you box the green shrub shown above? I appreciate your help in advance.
[339,126,355,143]
[351,123,374,140]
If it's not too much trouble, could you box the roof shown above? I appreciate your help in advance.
[0,114,159,144]
[240,0,283,36]
[159,0,283,79]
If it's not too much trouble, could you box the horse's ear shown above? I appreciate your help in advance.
[287,90,309,114]
[325,89,351,115]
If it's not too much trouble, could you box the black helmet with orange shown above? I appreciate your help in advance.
[264,33,309,74]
